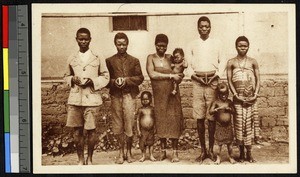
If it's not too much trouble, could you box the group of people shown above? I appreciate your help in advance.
[63,16,261,165]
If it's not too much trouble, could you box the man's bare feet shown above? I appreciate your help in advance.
[158,151,167,161]
[171,151,179,163]
[195,151,207,164]
[115,156,124,164]
[229,157,236,164]
[78,160,85,165]
[139,155,145,162]
[150,155,157,161]
[126,154,135,163]
[85,157,93,165]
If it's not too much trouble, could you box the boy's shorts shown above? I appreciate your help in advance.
[192,80,217,121]
[66,105,100,130]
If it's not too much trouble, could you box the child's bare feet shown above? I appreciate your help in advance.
[150,155,157,161]
[158,151,167,161]
[214,155,221,165]
[171,151,179,163]
[139,155,146,162]
[115,156,124,164]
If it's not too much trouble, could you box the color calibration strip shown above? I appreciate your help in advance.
[3,5,11,173]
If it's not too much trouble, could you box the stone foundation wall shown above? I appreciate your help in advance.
[41,75,288,154]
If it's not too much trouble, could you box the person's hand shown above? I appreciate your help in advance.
[191,74,206,85]
[235,95,246,103]
[82,78,93,87]
[137,131,142,137]
[207,74,219,85]
[71,76,82,85]
[114,77,126,88]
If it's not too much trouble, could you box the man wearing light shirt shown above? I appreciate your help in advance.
[64,28,109,165]
[186,16,226,163]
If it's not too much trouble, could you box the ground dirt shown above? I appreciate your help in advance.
[42,142,288,166]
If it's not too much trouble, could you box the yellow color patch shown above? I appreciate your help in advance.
[3,48,9,90]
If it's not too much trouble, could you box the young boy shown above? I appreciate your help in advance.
[64,28,109,165]
[170,48,188,95]
[227,36,261,163]
[136,91,156,162]
[209,83,236,165]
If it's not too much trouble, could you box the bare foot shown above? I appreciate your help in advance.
[214,155,221,165]
[126,155,135,163]
[247,155,256,163]
[229,157,236,164]
[139,155,145,162]
[115,156,124,164]
[208,150,216,162]
[171,151,179,163]
[85,158,93,165]
[150,155,157,161]
[78,160,85,165]
[195,152,207,164]
[158,151,167,161]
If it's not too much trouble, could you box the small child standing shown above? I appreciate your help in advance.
[209,83,236,165]
[137,91,156,162]
[170,48,188,95]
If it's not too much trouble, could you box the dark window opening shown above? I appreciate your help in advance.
[112,16,147,31]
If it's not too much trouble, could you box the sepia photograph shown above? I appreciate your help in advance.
[32,3,296,173]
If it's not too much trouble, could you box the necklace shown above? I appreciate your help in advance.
[237,57,247,72]
[156,53,165,67]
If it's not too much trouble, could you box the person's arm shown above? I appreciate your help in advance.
[124,58,144,87]
[146,54,181,81]
[89,56,110,91]
[247,59,260,102]
[227,59,244,102]
[136,109,142,137]
[209,101,218,115]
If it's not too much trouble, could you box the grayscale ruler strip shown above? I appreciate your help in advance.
[9,5,19,172]
[17,5,31,173]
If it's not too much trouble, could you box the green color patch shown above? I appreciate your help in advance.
[4,91,10,132]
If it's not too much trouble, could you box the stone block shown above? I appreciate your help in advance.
[185,119,197,129]
[276,116,289,126]
[182,108,193,119]
[259,87,275,97]
[268,96,288,107]
[259,107,285,117]
[271,126,288,142]
[257,97,268,108]
[261,116,276,127]
[284,86,288,95]
[274,87,285,96]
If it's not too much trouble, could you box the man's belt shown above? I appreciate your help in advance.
[195,70,216,85]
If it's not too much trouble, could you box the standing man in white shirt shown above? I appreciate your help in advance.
[186,16,226,163]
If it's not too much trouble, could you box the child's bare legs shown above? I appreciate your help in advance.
[214,144,222,165]
[139,146,146,162]
[238,145,245,162]
[196,119,207,163]
[74,127,85,165]
[227,143,236,164]
[115,133,125,164]
[172,82,178,95]
[208,120,216,161]
[159,138,167,161]
[246,145,255,163]
[149,146,156,161]
[125,136,135,163]
[86,129,96,165]
[171,138,179,163]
